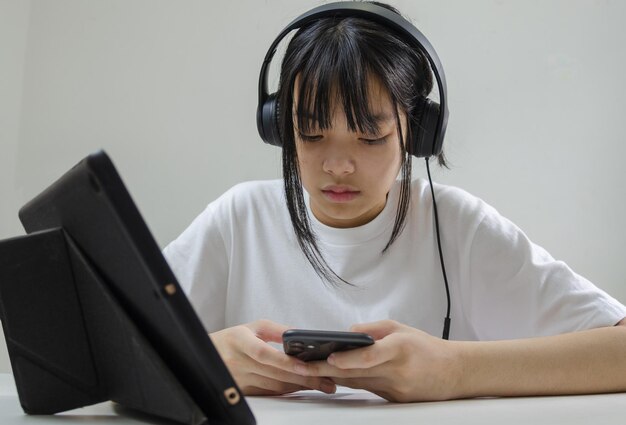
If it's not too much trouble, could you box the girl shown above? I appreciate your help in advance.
[163,2,626,402]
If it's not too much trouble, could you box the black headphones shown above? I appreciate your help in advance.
[256,1,449,158]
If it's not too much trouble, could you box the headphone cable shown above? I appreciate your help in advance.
[425,157,452,340]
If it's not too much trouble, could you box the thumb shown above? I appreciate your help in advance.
[350,320,404,341]
[247,319,290,343]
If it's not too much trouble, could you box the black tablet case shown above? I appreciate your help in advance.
[0,151,255,425]
[0,228,207,424]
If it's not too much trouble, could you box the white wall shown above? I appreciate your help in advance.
[0,0,31,376]
[1,0,625,373]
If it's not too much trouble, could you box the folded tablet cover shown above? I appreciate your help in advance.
[0,228,207,424]
[1,150,255,424]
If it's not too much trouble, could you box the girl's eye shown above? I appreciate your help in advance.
[298,132,323,142]
[361,136,388,145]
[297,131,388,145]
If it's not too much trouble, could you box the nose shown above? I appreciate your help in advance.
[322,147,356,176]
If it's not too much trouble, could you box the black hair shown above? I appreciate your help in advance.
[276,1,446,285]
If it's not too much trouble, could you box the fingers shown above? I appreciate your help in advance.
[350,319,405,340]
[245,331,307,371]
[331,376,388,393]
[244,373,334,395]
[294,356,381,379]
[212,321,336,395]
[327,343,395,370]
[245,385,307,396]
[332,377,414,403]
[293,323,403,375]
[244,376,308,396]
[252,361,337,393]
[241,326,337,392]
[246,319,290,343]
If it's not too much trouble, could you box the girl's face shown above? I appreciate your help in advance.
[294,77,406,228]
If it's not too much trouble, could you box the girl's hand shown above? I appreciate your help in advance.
[292,320,463,402]
[210,319,337,396]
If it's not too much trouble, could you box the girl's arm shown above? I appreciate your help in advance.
[293,319,626,402]
[455,317,626,398]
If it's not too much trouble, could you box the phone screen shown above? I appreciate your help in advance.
[283,329,374,362]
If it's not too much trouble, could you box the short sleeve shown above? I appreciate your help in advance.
[162,203,229,333]
[465,209,626,340]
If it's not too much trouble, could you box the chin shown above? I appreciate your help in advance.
[320,207,366,224]
[321,203,359,216]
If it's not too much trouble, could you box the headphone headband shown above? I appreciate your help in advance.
[257,1,449,157]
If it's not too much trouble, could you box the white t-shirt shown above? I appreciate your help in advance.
[163,179,625,341]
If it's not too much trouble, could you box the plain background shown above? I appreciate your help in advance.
[1,0,625,373]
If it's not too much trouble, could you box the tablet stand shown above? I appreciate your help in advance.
[0,228,207,425]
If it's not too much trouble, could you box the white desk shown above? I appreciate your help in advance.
[1,374,624,424]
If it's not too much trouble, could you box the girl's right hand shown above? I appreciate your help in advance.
[210,319,337,396]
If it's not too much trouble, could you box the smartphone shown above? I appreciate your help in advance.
[283,329,375,362]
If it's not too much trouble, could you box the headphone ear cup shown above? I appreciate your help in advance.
[259,93,282,147]
[410,97,440,157]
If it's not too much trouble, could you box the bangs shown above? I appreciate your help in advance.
[293,23,397,136]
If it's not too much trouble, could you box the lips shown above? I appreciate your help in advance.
[321,185,361,203]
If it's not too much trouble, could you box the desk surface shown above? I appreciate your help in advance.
[1,374,625,425]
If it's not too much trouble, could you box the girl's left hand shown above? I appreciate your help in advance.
[292,320,464,402]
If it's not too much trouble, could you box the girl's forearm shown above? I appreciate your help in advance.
[454,325,626,398]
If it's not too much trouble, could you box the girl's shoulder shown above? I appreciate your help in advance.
[202,179,284,220]
[410,178,498,223]
[211,179,282,205]
[222,179,283,201]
